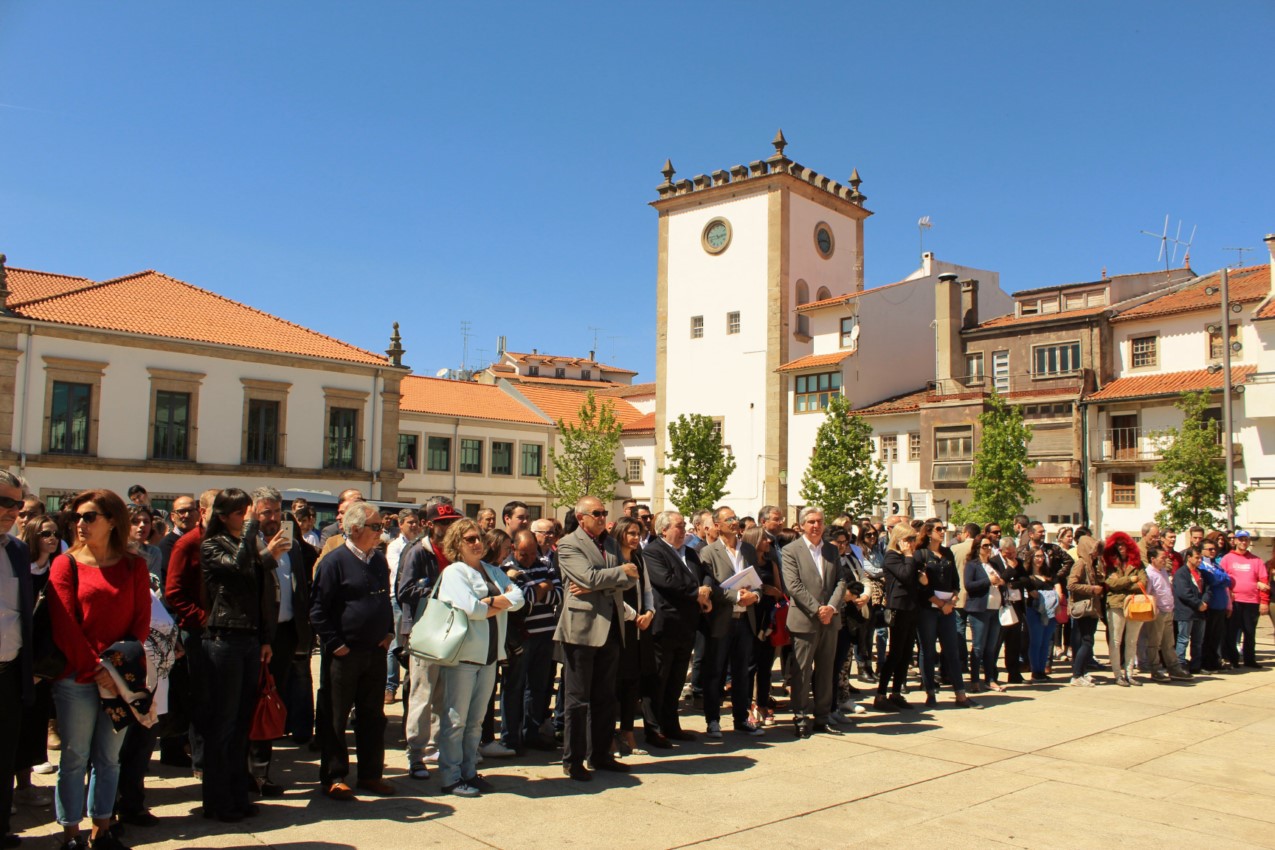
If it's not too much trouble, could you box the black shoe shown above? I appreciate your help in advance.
[812,723,844,736]
[157,752,192,768]
[239,804,260,818]
[563,762,592,782]
[117,811,159,828]
[844,684,862,695]
[667,730,698,742]
[924,693,937,708]
[644,733,674,749]
[860,672,878,684]
[792,722,804,739]
[592,759,629,773]
[463,774,496,793]
[524,735,556,751]
[216,811,244,824]
[59,837,88,850]
[1245,662,1261,669]
[1,836,21,849]
[257,779,285,798]
[88,833,129,850]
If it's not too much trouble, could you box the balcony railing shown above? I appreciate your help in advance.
[930,369,1088,399]
[245,433,288,467]
[1098,426,1234,463]
[324,436,364,471]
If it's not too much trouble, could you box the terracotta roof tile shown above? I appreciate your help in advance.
[14,269,390,366]
[597,382,655,398]
[776,351,853,373]
[1113,265,1270,323]
[624,411,656,433]
[505,350,638,375]
[511,375,624,389]
[795,279,909,313]
[853,388,930,416]
[1086,365,1256,402]
[400,376,548,424]
[514,384,646,429]
[978,304,1108,329]
[6,266,96,306]
[1256,296,1275,321]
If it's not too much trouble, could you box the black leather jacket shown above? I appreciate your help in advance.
[201,519,277,643]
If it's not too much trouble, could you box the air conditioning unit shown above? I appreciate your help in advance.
[889,487,912,517]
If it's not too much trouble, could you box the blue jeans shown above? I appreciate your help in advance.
[500,647,527,750]
[53,678,127,826]
[967,610,1001,685]
[387,599,402,695]
[917,606,965,694]
[439,662,497,787]
[1025,609,1056,675]
[1176,618,1205,672]
[202,631,260,816]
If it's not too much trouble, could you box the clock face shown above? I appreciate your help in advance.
[815,224,834,257]
[703,218,731,254]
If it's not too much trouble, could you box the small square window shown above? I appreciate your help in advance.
[581,369,592,380]
[397,433,418,470]
[460,438,483,474]
[1111,472,1137,505]
[1131,336,1158,369]
[691,316,704,339]
[840,317,857,348]
[626,458,643,483]
[491,440,513,475]
[726,311,741,335]
[554,367,566,378]
[908,432,921,461]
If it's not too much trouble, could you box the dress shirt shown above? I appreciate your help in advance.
[1145,564,1174,614]
[805,537,824,580]
[345,536,375,564]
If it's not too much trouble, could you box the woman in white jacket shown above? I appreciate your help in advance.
[435,518,524,797]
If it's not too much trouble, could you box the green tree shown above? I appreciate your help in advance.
[799,393,887,518]
[539,391,623,509]
[950,391,1035,529]
[1148,389,1250,530]
[659,413,737,515]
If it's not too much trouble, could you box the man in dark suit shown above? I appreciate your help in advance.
[699,506,763,737]
[642,510,711,746]
[0,473,33,849]
[553,496,637,781]
[781,507,846,738]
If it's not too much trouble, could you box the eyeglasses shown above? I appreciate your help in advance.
[172,507,195,515]
[986,528,1001,535]
[588,510,608,519]
[75,511,102,524]
[934,527,947,533]
[38,530,57,539]
[462,534,483,545]
[980,543,993,549]
[720,517,739,525]
[364,522,384,532]
[0,497,23,510]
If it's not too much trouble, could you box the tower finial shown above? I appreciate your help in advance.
[772,129,788,157]
[661,159,675,183]
[386,321,405,368]
[849,168,862,188]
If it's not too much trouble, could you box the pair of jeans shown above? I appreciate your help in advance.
[1175,618,1205,672]
[1106,607,1143,679]
[1070,615,1099,678]
[387,599,402,695]
[500,646,528,750]
[404,655,442,767]
[180,627,209,770]
[438,662,497,787]
[323,647,387,783]
[1225,601,1259,665]
[201,631,260,817]
[877,608,917,695]
[52,678,128,826]
[967,610,1001,684]
[917,606,965,694]
[1025,609,1056,675]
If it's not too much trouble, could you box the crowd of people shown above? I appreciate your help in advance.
[0,476,1271,849]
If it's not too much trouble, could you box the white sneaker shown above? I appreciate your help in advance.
[1069,676,1095,688]
[838,696,859,712]
[706,721,723,739]
[737,719,765,737]
[851,703,867,715]
[32,762,56,775]
[479,740,516,758]
[423,751,440,764]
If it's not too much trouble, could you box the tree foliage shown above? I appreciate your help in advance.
[1148,389,1250,530]
[659,413,737,515]
[799,393,887,518]
[539,391,623,509]
[950,391,1035,529]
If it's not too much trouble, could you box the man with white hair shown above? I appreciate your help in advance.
[782,507,846,739]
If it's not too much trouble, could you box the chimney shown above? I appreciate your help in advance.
[935,273,962,391]
[1265,233,1275,266]
[0,254,8,312]
[497,335,506,356]
[959,279,979,329]
[532,348,537,355]
[588,350,595,362]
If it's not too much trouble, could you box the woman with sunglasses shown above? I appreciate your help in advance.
[914,521,979,709]
[434,518,524,797]
[47,489,150,850]
[962,534,1005,693]
[874,524,922,711]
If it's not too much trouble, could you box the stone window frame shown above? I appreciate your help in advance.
[42,356,107,456]
[148,368,205,462]
[425,435,452,472]
[626,457,644,483]
[1110,472,1138,507]
[240,378,291,466]
[520,442,544,478]
[490,440,515,476]
[459,437,484,475]
[323,386,370,471]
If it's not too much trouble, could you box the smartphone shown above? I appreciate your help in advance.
[279,519,295,545]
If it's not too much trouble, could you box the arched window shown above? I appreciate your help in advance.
[816,286,832,302]
[795,279,809,306]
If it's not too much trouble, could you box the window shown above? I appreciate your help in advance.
[691,316,704,339]
[527,365,540,377]
[626,457,643,483]
[934,426,973,460]
[908,432,921,461]
[49,381,92,455]
[245,399,280,465]
[460,438,483,474]
[1208,324,1240,361]
[992,351,1010,394]
[152,390,191,460]
[581,368,592,380]
[880,435,898,463]
[1111,473,1137,505]
[1019,300,1038,316]
[966,352,985,384]
[397,433,418,470]
[521,443,543,477]
[1131,336,1158,369]
[794,371,841,413]
[711,418,724,442]
[795,314,811,338]
[1023,402,1073,419]
[840,317,857,348]
[1033,342,1082,376]
[727,311,741,335]
[326,407,359,469]
[796,280,810,306]
[491,440,513,475]
[554,367,566,378]
[426,436,451,471]
[463,502,483,519]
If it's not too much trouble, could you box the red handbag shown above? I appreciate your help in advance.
[249,665,287,741]
[770,599,792,647]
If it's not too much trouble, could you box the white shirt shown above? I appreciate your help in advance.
[723,541,746,613]
[275,549,294,623]
[0,537,19,663]
[386,534,414,590]
[805,537,824,581]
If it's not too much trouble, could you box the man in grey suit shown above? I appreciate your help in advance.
[699,506,764,737]
[554,496,638,781]
[781,507,847,738]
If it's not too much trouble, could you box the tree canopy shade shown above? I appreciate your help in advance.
[659,413,737,515]
[538,391,622,509]
[1148,389,1249,531]
[949,391,1035,530]
[799,393,886,519]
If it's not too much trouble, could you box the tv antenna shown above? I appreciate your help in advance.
[459,320,472,371]
[1221,246,1254,269]
[587,326,603,355]
[1140,215,1195,270]
[918,216,933,258]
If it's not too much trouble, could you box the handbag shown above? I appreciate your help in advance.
[1069,596,1097,619]
[407,579,469,666]
[32,555,77,680]
[769,599,791,647]
[999,603,1019,627]
[1123,581,1156,622]
[249,664,287,741]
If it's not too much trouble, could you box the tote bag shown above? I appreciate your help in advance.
[407,579,469,667]
[249,664,287,741]
[1123,581,1156,622]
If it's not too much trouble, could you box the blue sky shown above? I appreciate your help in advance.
[1,2,1271,380]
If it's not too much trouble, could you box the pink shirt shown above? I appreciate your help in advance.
[1221,551,1268,605]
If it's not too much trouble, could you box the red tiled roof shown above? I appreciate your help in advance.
[597,382,655,398]
[510,375,624,389]
[504,350,638,375]
[13,269,390,366]
[1086,365,1256,402]
[776,351,853,373]
[400,376,549,425]
[853,388,930,416]
[795,279,909,313]
[515,384,646,429]
[1257,296,1275,321]
[6,266,96,306]
[624,412,656,433]
[978,304,1108,329]
[1113,265,1271,323]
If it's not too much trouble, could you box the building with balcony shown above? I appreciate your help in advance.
[477,343,638,389]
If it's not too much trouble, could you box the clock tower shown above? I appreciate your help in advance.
[652,131,871,517]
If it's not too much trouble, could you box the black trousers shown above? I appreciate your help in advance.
[0,661,22,836]
[117,719,158,816]
[1202,608,1227,669]
[877,608,917,696]
[1001,621,1026,683]
[704,617,755,725]
[1225,601,1260,665]
[181,627,209,771]
[645,631,694,737]
[321,647,387,783]
[249,619,298,780]
[202,630,260,817]
[561,623,620,769]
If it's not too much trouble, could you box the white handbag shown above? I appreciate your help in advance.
[406,580,469,667]
[999,603,1019,627]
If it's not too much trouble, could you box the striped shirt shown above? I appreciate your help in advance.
[504,552,562,636]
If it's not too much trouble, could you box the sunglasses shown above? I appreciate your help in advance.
[0,497,23,510]
[980,543,993,549]
[588,510,608,519]
[75,511,103,524]
[38,530,57,539]
[462,534,483,545]
[364,522,384,532]
[172,507,195,515]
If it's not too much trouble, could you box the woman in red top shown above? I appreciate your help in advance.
[48,489,150,850]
